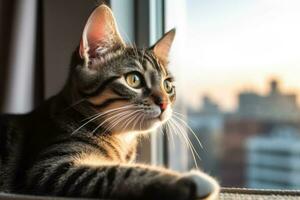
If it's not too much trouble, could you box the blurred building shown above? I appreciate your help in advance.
[237,80,300,121]
[187,96,224,176]
[246,128,300,189]
[220,79,300,187]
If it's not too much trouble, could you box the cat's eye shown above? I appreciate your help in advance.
[164,80,174,94]
[126,73,142,88]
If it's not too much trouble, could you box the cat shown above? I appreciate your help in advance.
[0,5,220,200]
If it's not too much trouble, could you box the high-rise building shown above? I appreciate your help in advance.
[187,96,224,176]
[246,128,300,189]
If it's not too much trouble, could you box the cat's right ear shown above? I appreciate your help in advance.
[79,5,125,67]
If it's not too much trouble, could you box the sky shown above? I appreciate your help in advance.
[168,0,300,111]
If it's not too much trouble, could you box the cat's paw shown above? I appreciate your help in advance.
[181,170,220,200]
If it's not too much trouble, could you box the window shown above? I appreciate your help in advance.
[164,0,300,189]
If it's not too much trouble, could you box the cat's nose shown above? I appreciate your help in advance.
[153,96,167,112]
[159,102,168,112]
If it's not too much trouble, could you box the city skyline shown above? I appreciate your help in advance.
[188,77,300,112]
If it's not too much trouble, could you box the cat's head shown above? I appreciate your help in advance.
[71,5,176,134]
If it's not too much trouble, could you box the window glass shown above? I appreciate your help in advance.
[165,0,300,189]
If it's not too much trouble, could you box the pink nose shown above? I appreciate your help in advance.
[159,102,168,111]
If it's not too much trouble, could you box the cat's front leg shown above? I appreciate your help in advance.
[26,160,219,200]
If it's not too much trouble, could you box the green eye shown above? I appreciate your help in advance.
[164,80,173,94]
[126,73,142,88]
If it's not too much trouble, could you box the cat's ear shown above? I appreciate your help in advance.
[152,28,176,65]
[79,5,125,66]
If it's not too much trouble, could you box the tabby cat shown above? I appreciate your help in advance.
[0,5,219,200]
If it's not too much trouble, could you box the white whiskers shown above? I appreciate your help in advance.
[163,111,203,169]
[71,104,134,135]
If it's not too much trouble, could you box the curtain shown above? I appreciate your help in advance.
[1,0,41,113]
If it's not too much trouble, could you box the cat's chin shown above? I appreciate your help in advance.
[140,110,172,132]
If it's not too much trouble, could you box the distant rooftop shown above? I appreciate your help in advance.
[237,79,300,121]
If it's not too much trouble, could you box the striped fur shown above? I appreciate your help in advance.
[0,5,219,200]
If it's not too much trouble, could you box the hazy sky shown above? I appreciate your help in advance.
[171,0,300,111]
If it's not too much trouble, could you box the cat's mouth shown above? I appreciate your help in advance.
[143,107,161,119]
[143,105,171,122]
[137,108,171,133]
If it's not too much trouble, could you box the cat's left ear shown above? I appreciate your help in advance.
[152,28,176,66]
[79,5,125,66]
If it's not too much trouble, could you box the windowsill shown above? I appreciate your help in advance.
[220,188,300,199]
[1,188,300,200]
